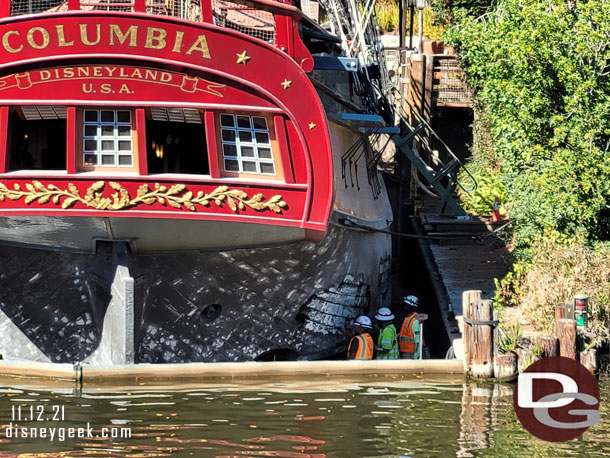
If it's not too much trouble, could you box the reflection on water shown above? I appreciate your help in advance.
[0,376,608,457]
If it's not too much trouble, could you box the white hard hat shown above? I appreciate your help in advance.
[403,295,419,307]
[374,307,395,321]
[354,315,372,329]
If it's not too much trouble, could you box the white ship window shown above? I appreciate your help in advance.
[82,109,133,168]
[219,114,276,175]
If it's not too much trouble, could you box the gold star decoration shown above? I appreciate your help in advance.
[281,79,292,90]
[236,51,251,65]
[309,123,316,130]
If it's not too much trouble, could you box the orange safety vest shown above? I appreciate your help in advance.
[399,312,418,353]
[348,333,374,359]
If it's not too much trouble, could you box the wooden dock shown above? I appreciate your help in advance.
[416,210,512,360]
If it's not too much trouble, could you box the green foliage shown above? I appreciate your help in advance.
[494,264,528,308]
[498,240,610,346]
[530,337,541,357]
[523,349,539,369]
[421,7,445,40]
[496,322,523,354]
[458,172,507,215]
[445,0,610,345]
[375,3,445,39]
[376,0,399,31]
[430,0,494,27]
[446,0,610,247]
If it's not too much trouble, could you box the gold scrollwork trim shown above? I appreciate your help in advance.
[0,181,287,213]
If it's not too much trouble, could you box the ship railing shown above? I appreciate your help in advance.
[146,0,201,21]
[210,0,276,45]
[8,0,135,15]
[4,0,297,48]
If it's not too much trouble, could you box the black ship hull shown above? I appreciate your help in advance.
[0,220,391,363]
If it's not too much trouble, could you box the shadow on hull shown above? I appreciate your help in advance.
[0,224,390,364]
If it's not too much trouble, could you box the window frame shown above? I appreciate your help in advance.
[4,105,68,172]
[76,107,139,173]
[144,107,211,176]
[215,111,284,181]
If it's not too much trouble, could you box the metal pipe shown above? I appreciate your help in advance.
[419,313,428,360]
[399,0,405,50]
[408,5,415,49]
[418,7,424,53]
[420,319,424,359]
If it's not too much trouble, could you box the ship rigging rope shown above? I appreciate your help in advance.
[336,217,478,241]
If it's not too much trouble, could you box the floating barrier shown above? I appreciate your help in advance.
[0,360,76,381]
[0,359,465,385]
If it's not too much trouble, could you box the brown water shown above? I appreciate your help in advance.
[0,376,608,457]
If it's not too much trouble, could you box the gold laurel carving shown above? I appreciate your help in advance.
[0,181,287,213]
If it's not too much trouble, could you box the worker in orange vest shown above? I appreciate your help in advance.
[399,295,421,359]
[347,315,374,360]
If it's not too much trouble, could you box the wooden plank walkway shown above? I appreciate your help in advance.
[418,205,512,359]
[426,231,511,318]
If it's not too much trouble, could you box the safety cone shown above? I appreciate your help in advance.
[491,197,502,223]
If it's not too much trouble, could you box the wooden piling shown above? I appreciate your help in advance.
[557,318,577,360]
[458,384,493,454]
[471,299,494,378]
[517,337,533,373]
[423,55,434,123]
[494,352,517,379]
[408,54,425,121]
[555,302,574,326]
[491,309,517,378]
[518,347,541,372]
[555,302,566,323]
[580,349,597,374]
[539,335,559,358]
[462,290,482,371]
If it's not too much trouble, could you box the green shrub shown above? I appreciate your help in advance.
[445,0,610,247]
[498,240,610,346]
[443,0,610,345]
[376,1,399,31]
[375,3,445,39]
[433,0,610,343]
[496,322,523,354]
[458,173,507,215]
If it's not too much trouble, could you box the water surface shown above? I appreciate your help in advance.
[0,376,608,457]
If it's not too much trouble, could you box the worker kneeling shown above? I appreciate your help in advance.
[399,295,421,359]
[374,307,399,360]
[347,315,374,360]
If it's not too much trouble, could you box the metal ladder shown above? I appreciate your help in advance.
[391,88,477,216]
